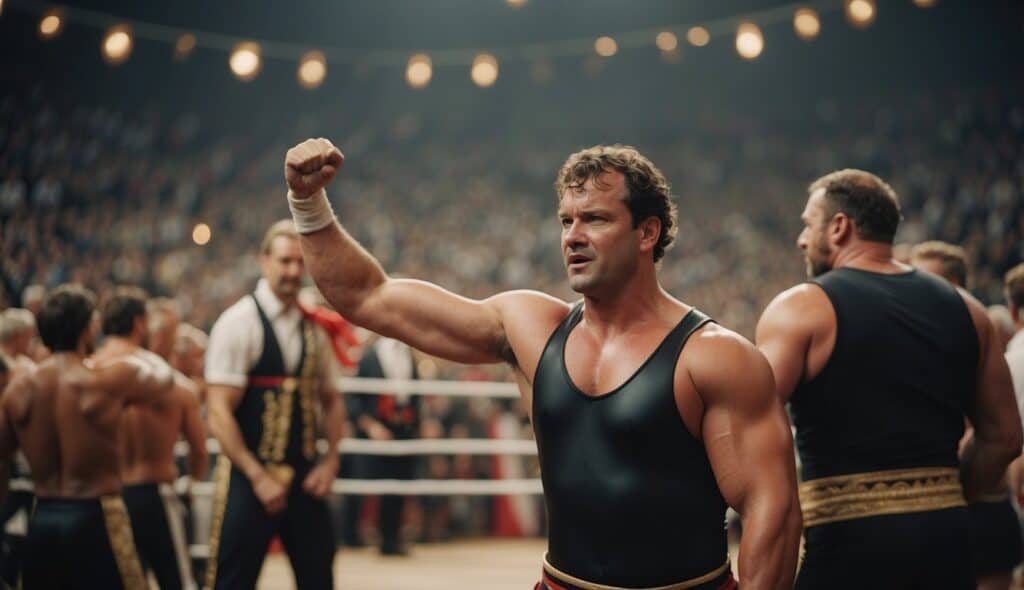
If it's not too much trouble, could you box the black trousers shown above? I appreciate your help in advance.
[968,498,1023,576]
[123,483,194,590]
[23,496,146,590]
[341,454,416,551]
[796,507,974,590]
[0,490,33,588]
[203,459,335,590]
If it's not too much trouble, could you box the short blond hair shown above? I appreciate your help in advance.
[911,240,968,287]
[260,219,299,255]
[1005,263,1024,309]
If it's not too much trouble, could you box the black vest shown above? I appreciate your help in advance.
[791,268,979,481]
[532,303,727,587]
[235,294,319,476]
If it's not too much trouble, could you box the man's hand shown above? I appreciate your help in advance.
[252,471,288,515]
[302,457,340,499]
[285,138,344,199]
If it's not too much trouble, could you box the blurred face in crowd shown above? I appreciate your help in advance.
[911,256,947,282]
[798,188,834,278]
[147,310,179,360]
[261,235,305,303]
[558,170,651,295]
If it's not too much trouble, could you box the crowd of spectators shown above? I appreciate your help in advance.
[1,82,1021,539]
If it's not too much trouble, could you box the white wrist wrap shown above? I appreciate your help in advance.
[288,189,337,234]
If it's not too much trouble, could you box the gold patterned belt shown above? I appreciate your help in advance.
[799,466,966,528]
[542,553,730,590]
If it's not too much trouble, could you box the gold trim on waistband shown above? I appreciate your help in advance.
[542,554,730,590]
[799,466,966,528]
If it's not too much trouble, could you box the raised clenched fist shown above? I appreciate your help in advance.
[285,137,344,199]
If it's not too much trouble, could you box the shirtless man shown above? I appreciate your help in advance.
[94,288,207,590]
[283,139,801,589]
[0,284,174,590]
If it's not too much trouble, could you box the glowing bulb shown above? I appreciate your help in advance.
[845,0,877,28]
[471,53,498,88]
[687,26,710,47]
[594,36,617,57]
[298,51,326,89]
[506,0,527,7]
[192,223,211,246]
[229,42,261,82]
[793,8,821,41]
[38,10,63,40]
[406,53,433,89]
[912,0,936,6]
[656,31,678,52]
[102,25,133,65]
[735,22,764,60]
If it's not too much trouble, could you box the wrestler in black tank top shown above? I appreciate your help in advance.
[532,303,728,588]
[791,268,979,481]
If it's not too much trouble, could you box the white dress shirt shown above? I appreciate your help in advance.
[205,279,342,390]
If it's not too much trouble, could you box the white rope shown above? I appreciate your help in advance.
[175,437,538,457]
[338,377,519,398]
[186,477,543,497]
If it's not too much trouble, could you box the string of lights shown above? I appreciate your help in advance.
[2,0,937,89]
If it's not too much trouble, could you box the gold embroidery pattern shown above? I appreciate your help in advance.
[300,321,319,460]
[542,554,730,590]
[799,466,966,529]
[258,390,278,461]
[202,456,232,590]
[100,495,147,590]
[273,378,295,462]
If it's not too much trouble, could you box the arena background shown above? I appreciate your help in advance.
[0,0,1023,588]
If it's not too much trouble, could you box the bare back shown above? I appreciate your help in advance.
[5,356,126,498]
[120,376,191,485]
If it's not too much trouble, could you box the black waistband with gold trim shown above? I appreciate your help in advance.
[541,554,731,590]
[799,466,966,529]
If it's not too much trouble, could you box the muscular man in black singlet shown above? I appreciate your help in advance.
[281,138,802,590]
[757,170,1022,590]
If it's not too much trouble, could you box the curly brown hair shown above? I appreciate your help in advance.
[555,145,677,262]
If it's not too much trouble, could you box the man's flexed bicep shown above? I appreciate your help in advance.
[691,328,802,590]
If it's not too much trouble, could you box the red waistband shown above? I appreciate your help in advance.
[248,376,291,387]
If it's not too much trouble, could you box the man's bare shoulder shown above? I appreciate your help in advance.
[683,323,775,400]
[485,290,572,370]
[758,283,832,334]
[487,290,572,323]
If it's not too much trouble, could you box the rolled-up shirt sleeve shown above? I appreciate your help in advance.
[205,304,253,389]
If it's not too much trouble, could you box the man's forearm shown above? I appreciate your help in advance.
[209,405,265,481]
[961,435,1019,501]
[298,205,387,325]
[320,390,346,466]
[737,495,801,590]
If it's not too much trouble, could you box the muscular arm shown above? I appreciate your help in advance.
[206,385,266,482]
[286,138,565,372]
[693,329,802,590]
[755,285,827,403]
[959,292,1023,501]
[178,377,208,480]
[0,391,20,508]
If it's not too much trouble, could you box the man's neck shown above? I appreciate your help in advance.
[833,241,907,274]
[102,335,140,353]
[581,270,675,337]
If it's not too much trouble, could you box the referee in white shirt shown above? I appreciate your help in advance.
[203,220,346,590]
